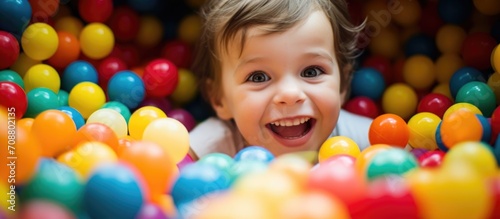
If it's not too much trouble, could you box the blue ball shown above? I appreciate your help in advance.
[449,67,486,98]
[476,114,492,143]
[435,121,448,152]
[107,70,146,109]
[84,163,144,219]
[350,67,386,100]
[171,163,231,217]
[62,61,98,92]
[58,106,85,130]
[0,0,31,36]
[234,146,275,163]
[404,34,438,60]
[127,0,158,12]
[438,0,473,24]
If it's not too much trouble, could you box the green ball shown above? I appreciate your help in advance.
[228,160,268,184]
[0,69,25,89]
[366,148,418,181]
[198,153,235,172]
[456,81,496,117]
[20,159,84,214]
[101,101,131,123]
[58,90,69,107]
[25,87,60,118]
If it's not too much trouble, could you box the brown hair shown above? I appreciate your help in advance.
[192,0,364,103]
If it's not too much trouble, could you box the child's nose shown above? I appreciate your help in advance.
[273,80,306,105]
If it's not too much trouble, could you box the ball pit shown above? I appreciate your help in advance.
[1,0,500,218]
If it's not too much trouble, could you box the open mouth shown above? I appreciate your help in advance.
[266,117,315,139]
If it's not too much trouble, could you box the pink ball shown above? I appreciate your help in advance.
[19,201,75,219]
[143,59,179,97]
[137,96,172,113]
[167,108,197,131]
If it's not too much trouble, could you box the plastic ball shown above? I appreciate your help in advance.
[407,112,441,150]
[46,31,80,69]
[493,44,500,72]
[161,40,193,69]
[170,69,198,105]
[366,148,418,180]
[57,90,69,107]
[318,136,360,162]
[461,32,497,71]
[166,108,196,132]
[403,55,436,90]
[351,68,386,100]
[136,203,169,219]
[369,113,410,148]
[418,150,446,168]
[62,60,98,92]
[362,55,393,85]
[87,108,128,138]
[0,31,20,69]
[177,14,202,45]
[435,53,464,84]
[443,141,497,178]
[79,22,114,59]
[107,70,145,109]
[9,53,41,77]
[392,0,421,27]
[54,16,84,37]
[127,0,159,13]
[417,93,453,118]
[97,56,128,90]
[343,96,380,119]
[107,6,140,43]
[128,106,167,140]
[25,87,59,118]
[355,144,391,176]
[0,69,25,89]
[456,81,496,117]
[474,0,500,15]
[21,159,84,214]
[443,102,483,120]
[142,118,190,163]
[366,24,400,59]
[438,0,473,24]
[57,141,118,178]
[432,83,453,100]
[436,24,467,54]
[382,83,418,120]
[23,63,60,93]
[84,163,144,219]
[0,82,27,119]
[440,110,483,148]
[0,0,32,35]
[18,201,75,219]
[21,22,58,61]
[405,33,438,60]
[234,146,275,163]
[68,82,106,119]
[72,122,119,152]
[136,15,163,48]
[137,97,172,114]
[101,101,132,123]
[32,110,77,157]
[449,66,486,98]
[58,106,85,130]
[78,0,113,23]
[143,59,179,97]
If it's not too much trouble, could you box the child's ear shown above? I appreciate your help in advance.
[207,80,233,120]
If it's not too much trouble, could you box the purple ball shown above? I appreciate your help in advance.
[177,154,194,170]
[167,108,197,131]
[409,148,429,159]
[137,97,172,113]
[136,203,169,219]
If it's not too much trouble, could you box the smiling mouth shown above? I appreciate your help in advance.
[266,117,314,139]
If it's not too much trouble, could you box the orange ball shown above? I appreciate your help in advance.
[31,110,76,157]
[72,123,120,153]
[278,190,351,219]
[369,114,410,148]
[440,110,483,148]
[46,31,80,69]
[17,118,34,131]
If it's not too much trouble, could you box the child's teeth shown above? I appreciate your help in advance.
[272,117,310,127]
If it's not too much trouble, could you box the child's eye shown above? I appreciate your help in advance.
[301,66,324,78]
[246,71,270,83]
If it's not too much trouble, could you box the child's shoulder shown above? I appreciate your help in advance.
[189,117,244,158]
[333,109,373,150]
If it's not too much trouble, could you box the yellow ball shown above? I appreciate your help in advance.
[407,112,441,150]
[9,53,41,77]
[491,44,500,72]
[368,25,401,60]
[473,0,500,15]
[128,106,167,140]
[487,72,500,105]
[23,64,60,93]
[435,53,464,84]
[21,23,59,61]
[80,22,114,59]
[68,82,106,119]
[178,14,202,45]
[136,16,163,48]
[432,83,453,100]
[87,109,128,138]
[436,24,466,54]
[142,118,190,163]
[443,141,497,178]
[403,55,436,90]
[382,83,418,120]
[443,102,483,120]
[171,68,198,105]
[318,136,360,162]
[392,0,421,27]
[54,16,84,37]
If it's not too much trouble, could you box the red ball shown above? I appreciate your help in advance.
[417,150,446,168]
[0,31,20,69]
[118,43,141,68]
[98,57,128,90]
[161,40,193,69]
[417,93,453,118]
[418,0,444,37]
[143,58,179,97]
[362,55,393,85]
[107,6,140,43]
[491,106,500,144]
[392,58,406,84]
[461,32,497,71]
[0,82,27,119]
[344,96,380,119]
[78,0,113,23]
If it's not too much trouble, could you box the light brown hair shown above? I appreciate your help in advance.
[192,0,364,103]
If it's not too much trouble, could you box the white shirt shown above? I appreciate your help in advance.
[189,109,373,158]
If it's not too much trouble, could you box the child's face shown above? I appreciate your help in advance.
[213,11,342,155]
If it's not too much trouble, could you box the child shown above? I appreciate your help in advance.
[188,0,373,160]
